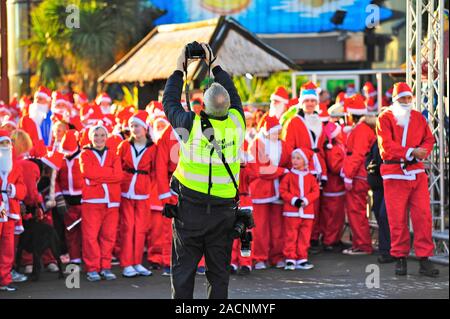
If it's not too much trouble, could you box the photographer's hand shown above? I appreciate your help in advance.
[176,46,195,72]
[201,43,217,68]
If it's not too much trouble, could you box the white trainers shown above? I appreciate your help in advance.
[254,262,267,270]
[133,264,152,276]
[296,260,314,270]
[284,261,296,271]
[276,261,286,269]
[122,266,138,278]
[342,248,370,256]
[24,265,33,274]
[46,263,59,273]
[11,270,28,283]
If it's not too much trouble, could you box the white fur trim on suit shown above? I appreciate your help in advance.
[158,192,172,200]
[344,177,353,184]
[405,148,415,161]
[291,197,299,206]
[41,157,59,171]
[9,184,16,199]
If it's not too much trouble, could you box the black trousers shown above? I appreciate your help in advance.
[171,198,236,299]
[372,189,391,256]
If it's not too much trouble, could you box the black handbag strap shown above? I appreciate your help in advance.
[200,111,239,201]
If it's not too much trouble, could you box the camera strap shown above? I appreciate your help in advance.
[200,111,240,204]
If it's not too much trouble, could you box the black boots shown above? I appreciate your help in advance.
[395,257,407,276]
[419,258,440,278]
[395,257,440,277]
[377,254,395,264]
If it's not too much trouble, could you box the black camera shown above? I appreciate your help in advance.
[185,41,206,59]
[162,203,178,219]
[231,208,255,239]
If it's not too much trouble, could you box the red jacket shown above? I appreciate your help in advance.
[19,115,43,142]
[56,150,83,197]
[376,108,435,180]
[323,141,345,196]
[117,139,157,200]
[279,169,320,219]
[282,113,328,181]
[0,162,27,222]
[342,120,376,184]
[156,126,179,201]
[79,146,123,207]
[16,156,42,207]
[248,135,290,204]
[238,164,253,211]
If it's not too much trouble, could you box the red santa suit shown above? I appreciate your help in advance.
[150,125,179,268]
[341,95,376,254]
[248,116,290,267]
[56,130,83,263]
[0,140,26,287]
[279,161,320,263]
[376,84,435,258]
[79,125,123,273]
[117,134,156,268]
[320,122,346,246]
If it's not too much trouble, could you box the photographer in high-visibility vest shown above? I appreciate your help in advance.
[163,42,246,299]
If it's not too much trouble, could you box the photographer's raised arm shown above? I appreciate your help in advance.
[162,70,195,137]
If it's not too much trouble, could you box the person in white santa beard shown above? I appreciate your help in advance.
[268,87,289,120]
[376,82,438,277]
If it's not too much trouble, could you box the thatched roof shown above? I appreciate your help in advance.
[98,16,298,84]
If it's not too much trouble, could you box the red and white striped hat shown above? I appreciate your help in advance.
[392,82,413,102]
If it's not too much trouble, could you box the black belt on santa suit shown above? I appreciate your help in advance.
[125,168,149,175]
[383,159,418,168]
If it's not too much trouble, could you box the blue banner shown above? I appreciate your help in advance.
[150,0,393,34]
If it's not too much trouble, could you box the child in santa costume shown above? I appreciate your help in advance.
[376,82,439,277]
[248,116,290,270]
[279,148,320,270]
[80,120,123,281]
[281,82,327,249]
[320,122,346,251]
[341,94,376,255]
[117,111,156,278]
[56,130,83,266]
[0,131,27,292]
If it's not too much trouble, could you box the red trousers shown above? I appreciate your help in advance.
[64,205,82,261]
[146,210,164,265]
[82,203,119,272]
[231,236,253,267]
[345,179,373,253]
[120,198,151,267]
[0,220,15,286]
[283,217,314,261]
[310,198,322,241]
[252,203,284,265]
[320,194,346,246]
[22,213,56,266]
[383,174,434,258]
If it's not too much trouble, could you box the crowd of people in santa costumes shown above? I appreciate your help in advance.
[0,77,440,292]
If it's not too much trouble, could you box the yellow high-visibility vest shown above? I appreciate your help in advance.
[173,109,245,199]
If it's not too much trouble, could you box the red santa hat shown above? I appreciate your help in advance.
[41,151,64,171]
[318,103,330,122]
[346,83,356,96]
[363,82,377,97]
[74,92,88,104]
[344,94,367,115]
[287,97,299,108]
[298,81,319,105]
[146,101,165,120]
[243,106,253,119]
[1,116,17,129]
[129,110,149,130]
[292,147,313,168]
[34,86,52,102]
[0,130,11,144]
[88,120,109,142]
[385,87,393,98]
[262,116,282,135]
[61,130,79,154]
[392,82,413,102]
[270,86,289,104]
[95,93,112,105]
[81,104,103,124]
[116,106,135,129]
[324,121,342,149]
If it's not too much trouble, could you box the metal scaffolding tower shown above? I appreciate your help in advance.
[406,0,448,264]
